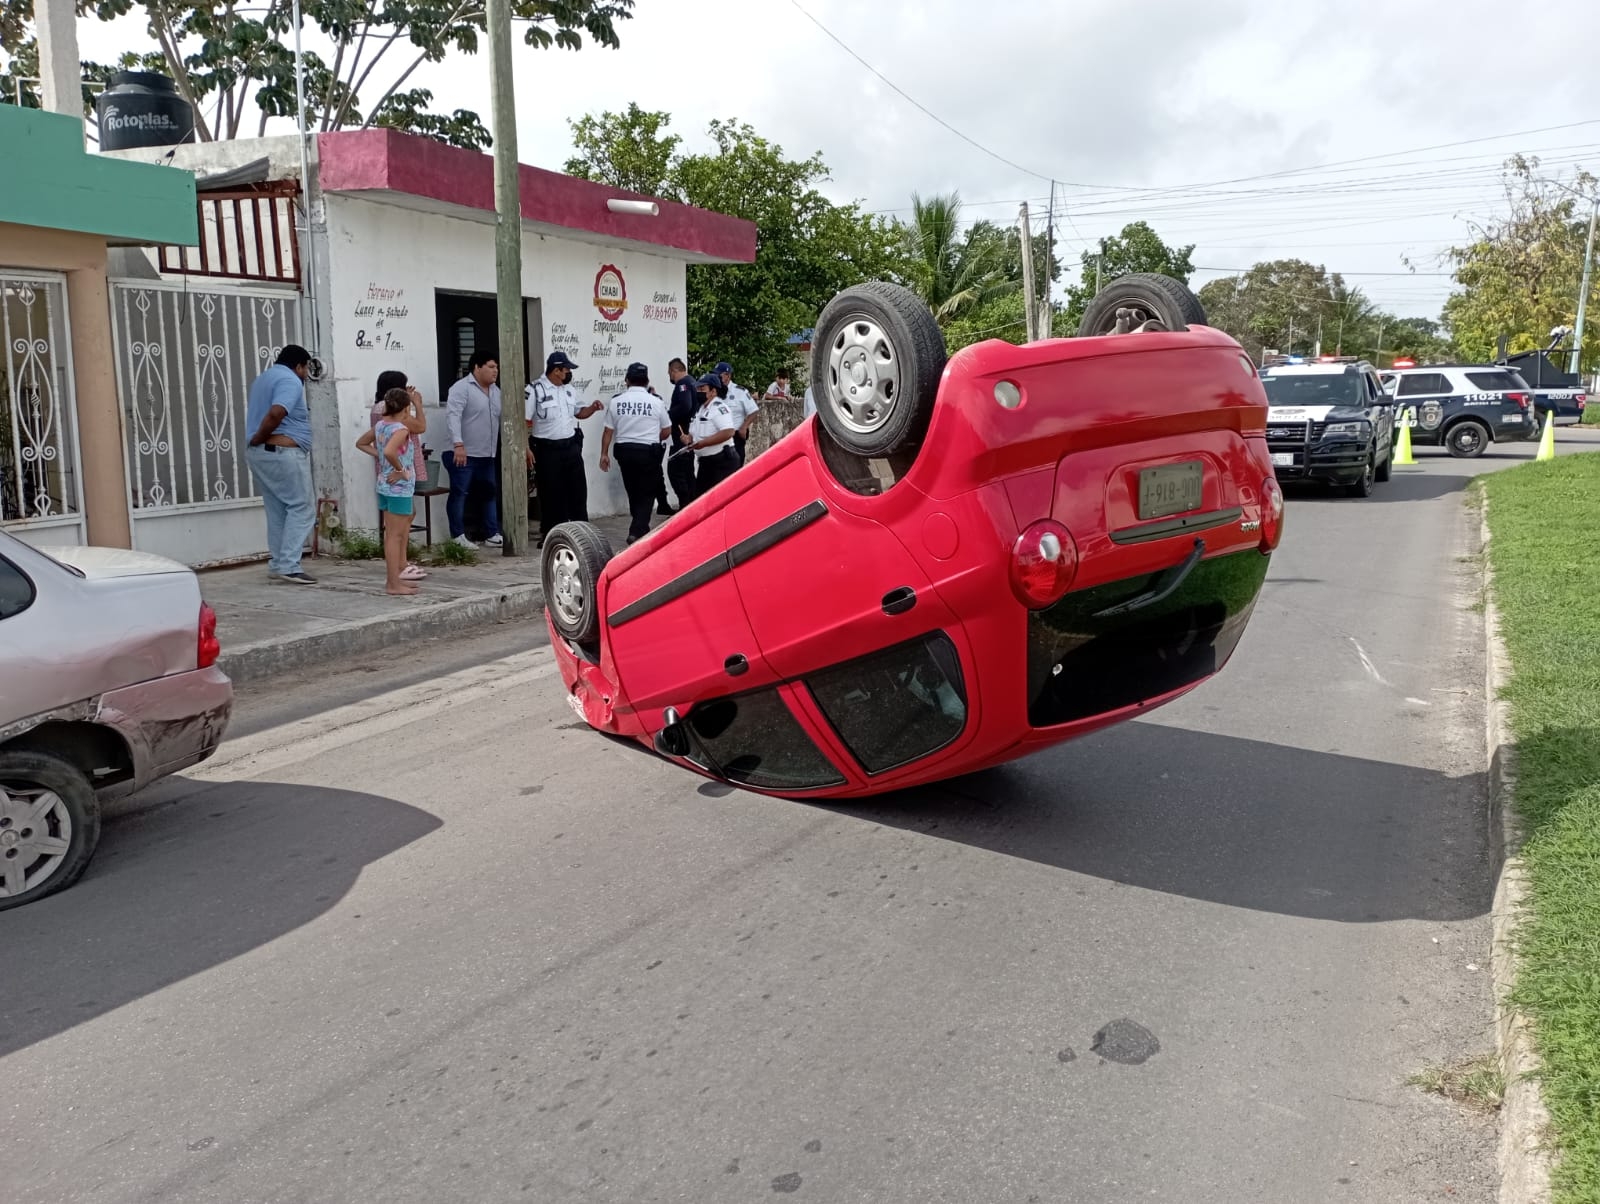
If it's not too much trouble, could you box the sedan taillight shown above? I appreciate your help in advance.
[198,601,220,669]
[1009,520,1078,609]
[1259,477,1284,553]
[1506,392,1530,409]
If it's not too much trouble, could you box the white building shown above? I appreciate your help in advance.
[102,128,756,563]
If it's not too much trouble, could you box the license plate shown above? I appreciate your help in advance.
[1271,452,1296,467]
[1138,461,1203,520]
[1505,414,1523,423]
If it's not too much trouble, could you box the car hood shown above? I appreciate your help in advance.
[1266,404,1370,422]
[42,545,193,579]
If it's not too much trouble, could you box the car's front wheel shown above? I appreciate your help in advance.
[0,750,101,911]
[1344,455,1376,498]
[810,281,947,459]
[1445,420,1490,458]
[541,522,614,647]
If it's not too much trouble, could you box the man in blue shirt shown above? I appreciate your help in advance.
[244,344,317,584]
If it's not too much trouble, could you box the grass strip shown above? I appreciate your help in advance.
[1481,452,1600,1203]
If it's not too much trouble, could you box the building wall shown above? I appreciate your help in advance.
[0,221,132,548]
[322,195,690,529]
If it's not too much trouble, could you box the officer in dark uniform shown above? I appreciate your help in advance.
[665,357,700,508]
[526,351,601,543]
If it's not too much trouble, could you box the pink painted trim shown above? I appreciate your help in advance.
[317,128,756,264]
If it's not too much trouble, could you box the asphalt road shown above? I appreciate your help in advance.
[5,429,1596,1204]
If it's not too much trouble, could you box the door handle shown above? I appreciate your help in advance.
[724,653,749,677]
[881,586,917,616]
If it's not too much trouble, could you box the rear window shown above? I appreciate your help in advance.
[0,556,34,620]
[1260,373,1365,406]
[1396,373,1451,397]
[1466,371,1522,392]
[806,634,968,774]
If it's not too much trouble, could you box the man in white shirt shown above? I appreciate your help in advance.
[599,362,673,544]
[716,361,759,466]
[526,350,601,544]
[684,372,740,495]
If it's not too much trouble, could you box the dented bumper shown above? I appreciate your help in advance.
[95,666,234,790]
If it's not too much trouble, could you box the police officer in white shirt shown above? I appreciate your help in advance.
[682,372,740,496]
[599,362,672,544]
[526,351,601,544]
[715,361,760,465]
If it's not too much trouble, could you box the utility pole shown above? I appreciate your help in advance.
[1374,320,1384,368]
[486,0,528,555]
[1018,202,1038,343]
[1572,194,1597,378]
[33,0,82,130]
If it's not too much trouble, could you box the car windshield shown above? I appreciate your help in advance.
[684,688,844,790]
[1260,373,1365,406]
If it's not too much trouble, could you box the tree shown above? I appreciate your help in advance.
[1383,316,1453,364]
[1061,221,1195,332]
[564,107,916,386]
[898,193,1018,324]
[1,0,632,151]
[1440,155,1598,371]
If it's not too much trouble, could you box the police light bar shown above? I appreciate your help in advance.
[1392,357,1416,368]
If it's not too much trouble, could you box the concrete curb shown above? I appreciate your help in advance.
[1480,506,1555,1204]
[217,582,545,685]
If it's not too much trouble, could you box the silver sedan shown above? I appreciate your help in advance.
[0,531,234,910]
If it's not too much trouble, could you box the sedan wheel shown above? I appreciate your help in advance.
[0,751,101,911]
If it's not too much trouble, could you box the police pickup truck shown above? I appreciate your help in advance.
[1258,357,1395,497]
[1375,365,1534,457]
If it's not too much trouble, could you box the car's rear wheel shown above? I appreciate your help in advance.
[0,751,100,912]
[1445,419,1489,458]
[541,521,613,647]
[1077,273,1208,336]
[810,281,946,459]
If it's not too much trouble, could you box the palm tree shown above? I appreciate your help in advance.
[904,191,1015,323]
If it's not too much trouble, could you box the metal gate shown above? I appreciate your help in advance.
[110,279,300,565]
[1,271,85,546]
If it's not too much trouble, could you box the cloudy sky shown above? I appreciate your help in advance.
[76,0,1600,319]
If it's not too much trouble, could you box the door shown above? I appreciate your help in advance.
[1,271,85,546]
[434,290,543,399]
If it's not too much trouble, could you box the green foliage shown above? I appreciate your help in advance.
[426,537,477,566]
[942,290,1027,353]
[565,107,916,385]
[900,192,1016,323]
[1482,453,1600,1202]
[334,528,384,560]
[1063,221,1195,330]
[2,0,631,150]
[1442,155,1598,373]
[1196,258,1426,365]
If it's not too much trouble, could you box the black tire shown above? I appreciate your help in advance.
[809,281,946,459]
[1374,445,1392,482]
[1344,456,1376,498]
[1445,420,1490,459]
[1077,273,1208,337]
[541,521,613,646]
[0,750,101,911]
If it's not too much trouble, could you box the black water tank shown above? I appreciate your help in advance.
[96,71,196,151]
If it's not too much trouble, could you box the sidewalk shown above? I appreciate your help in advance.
[207,514,633,684]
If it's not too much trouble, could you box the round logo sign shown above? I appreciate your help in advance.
[593,265,627,322]
[1420,401,1443,429]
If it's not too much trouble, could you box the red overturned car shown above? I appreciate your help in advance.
[540,274,1282,799]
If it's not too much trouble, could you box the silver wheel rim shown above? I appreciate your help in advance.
[549,546,586,627]
[0,782,73,898]
[1456,427,1481,452]
[826,315,900,435]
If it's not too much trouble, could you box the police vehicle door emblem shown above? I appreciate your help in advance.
[1420,401,1443,429]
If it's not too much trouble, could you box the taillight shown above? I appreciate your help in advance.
[1507,392,1529,409]
[198,601,220,669]
[1009,520,1078,609]
[1577,395,1587,409]
[1258,477,1284,553]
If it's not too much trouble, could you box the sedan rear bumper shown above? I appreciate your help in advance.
[95,666,234,792]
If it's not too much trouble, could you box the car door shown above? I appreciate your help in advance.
[1394,371,1451,439]
[1364,370,1394,459]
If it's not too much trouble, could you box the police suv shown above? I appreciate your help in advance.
[1375,364,1534,457]
[1258,357,1396,497]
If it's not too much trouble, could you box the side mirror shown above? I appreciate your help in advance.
[653,706,691,758]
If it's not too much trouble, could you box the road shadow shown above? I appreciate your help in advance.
[802,719,1496,925]
[1283,472,1469,504]
[0,780,439,1058]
